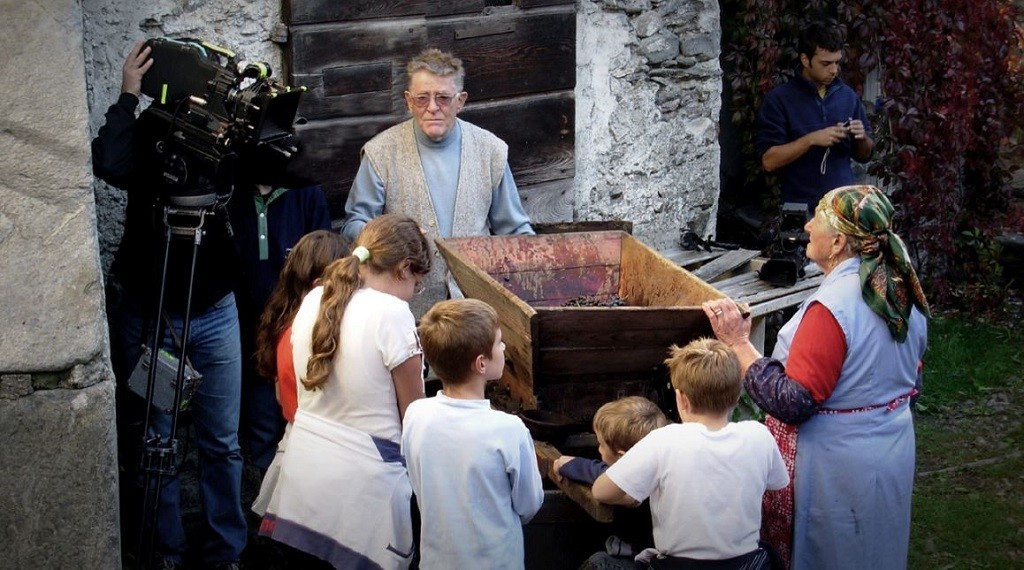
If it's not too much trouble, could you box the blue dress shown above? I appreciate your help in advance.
[768,258,927,569]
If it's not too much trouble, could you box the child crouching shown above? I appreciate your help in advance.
[553,396,669,563]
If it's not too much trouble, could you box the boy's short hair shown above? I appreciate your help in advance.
[665,338,742,415]
[418,298,499,385]
[592,396,670,453]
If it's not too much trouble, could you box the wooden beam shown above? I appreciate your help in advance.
[534,441,613,523]
[286,0,426,26]
[657,246,723,269]
[691,248,762,282]
[534,220,633,235]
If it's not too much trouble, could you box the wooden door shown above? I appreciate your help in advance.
[282,0,576,225]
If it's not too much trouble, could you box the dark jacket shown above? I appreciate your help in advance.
[755,73,871,206]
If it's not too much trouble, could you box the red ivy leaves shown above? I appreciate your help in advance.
[873,0,1024,298]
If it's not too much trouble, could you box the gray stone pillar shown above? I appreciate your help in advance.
[0,0,121,567]
[575,0,723,250]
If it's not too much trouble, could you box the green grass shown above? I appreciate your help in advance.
[916,316,1022,411]
[909,315,1024,569]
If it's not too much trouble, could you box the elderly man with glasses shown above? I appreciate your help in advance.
[341,48,534,318]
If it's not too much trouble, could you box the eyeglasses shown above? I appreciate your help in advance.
[408,92,459,109]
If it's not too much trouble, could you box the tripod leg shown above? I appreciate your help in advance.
[137,223,174,569]
[136,208,208,569]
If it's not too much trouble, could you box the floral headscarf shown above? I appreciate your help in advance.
[817,185,930,342]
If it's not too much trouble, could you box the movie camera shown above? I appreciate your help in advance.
[758,202,811,287]
[684,202,810,288]
[136,37,305,208]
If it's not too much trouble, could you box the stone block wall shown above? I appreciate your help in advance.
[575,0,722,250]
[0,0,120,566]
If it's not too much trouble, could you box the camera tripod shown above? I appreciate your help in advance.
[135,205,213,569]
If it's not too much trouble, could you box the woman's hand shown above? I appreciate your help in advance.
[702,298,751,347]
[702,298,762,375]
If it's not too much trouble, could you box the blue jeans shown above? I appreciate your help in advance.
[242,373,286,470]
[116,293,246,564]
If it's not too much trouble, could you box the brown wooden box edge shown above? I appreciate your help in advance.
[436,231,726,419]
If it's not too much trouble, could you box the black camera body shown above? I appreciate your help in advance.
[777,202,810,251]
[137,38,304,207]
[759,202,811,287]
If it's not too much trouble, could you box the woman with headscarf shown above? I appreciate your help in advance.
[702,185,929,570]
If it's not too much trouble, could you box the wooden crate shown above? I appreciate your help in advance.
[436,231,726,420]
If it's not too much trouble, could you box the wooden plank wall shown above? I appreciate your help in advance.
[282,0,576,224]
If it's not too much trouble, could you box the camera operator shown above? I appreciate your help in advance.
[93,39,246,570]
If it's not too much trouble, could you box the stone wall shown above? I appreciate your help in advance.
[575,0,722,250]
[0,0,120,566]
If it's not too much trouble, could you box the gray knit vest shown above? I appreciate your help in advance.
[362,118,508,318]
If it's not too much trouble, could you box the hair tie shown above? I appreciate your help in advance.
[352,246,371,263]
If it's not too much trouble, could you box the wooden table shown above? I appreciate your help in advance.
[659,246,823,352]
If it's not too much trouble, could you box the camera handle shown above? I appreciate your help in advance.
[136,206,208,569]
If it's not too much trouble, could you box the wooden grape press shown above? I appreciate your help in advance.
[436,230,730,523]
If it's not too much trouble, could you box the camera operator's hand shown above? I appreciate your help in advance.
[122,39,154,97]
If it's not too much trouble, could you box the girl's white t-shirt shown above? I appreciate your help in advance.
[290,286,422,443]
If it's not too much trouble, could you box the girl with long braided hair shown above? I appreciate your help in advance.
[259,214,431,570]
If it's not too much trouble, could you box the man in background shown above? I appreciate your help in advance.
[756,20,874,211]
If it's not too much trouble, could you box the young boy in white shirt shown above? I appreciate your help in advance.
[402,299,545,569]
[593,338,789,569]
[553,396,670,487]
